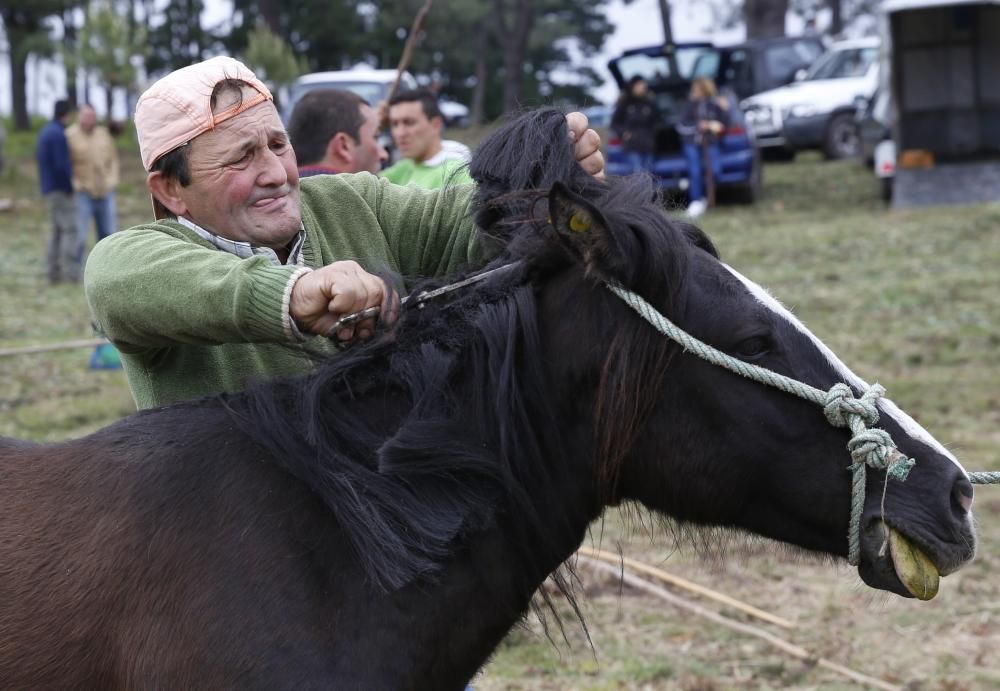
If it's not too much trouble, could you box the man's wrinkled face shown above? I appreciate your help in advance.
[79,105,97,133]
[389,101,442,163]
[177,87,301,248]
[348,104,388,174]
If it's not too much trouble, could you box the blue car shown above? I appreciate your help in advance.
[606,43,762,204]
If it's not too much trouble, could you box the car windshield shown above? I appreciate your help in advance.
[614,46,721,84]
[806,47,878,80]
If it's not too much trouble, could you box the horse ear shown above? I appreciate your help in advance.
[547,182,620,275]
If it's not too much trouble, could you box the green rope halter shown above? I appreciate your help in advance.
[605,282,998,565]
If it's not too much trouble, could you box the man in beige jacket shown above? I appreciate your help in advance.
[66,104,119,260]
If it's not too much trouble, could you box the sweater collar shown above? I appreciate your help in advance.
[176,216,306,267]
[298,164,344,177]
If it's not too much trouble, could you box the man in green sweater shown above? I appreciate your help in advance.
[85,57,604,409]
[380,88,473,188]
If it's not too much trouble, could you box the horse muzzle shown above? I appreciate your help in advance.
[857,511,976,600]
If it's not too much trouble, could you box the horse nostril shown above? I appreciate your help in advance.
[951,475,974,515]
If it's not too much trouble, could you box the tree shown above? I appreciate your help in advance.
[226,0,368,72]
[745,0,789,39]
[366,0,614,121]
[241,21,305,108]
[1,0,76,130]
[789,0,881,38]
[219,0,619,122]
[146,0,213,75]
[74,0,146,118]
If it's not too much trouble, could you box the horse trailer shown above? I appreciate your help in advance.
[876,0,1000,207]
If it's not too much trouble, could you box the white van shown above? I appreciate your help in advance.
[283,68,470,128]
[282,68,419,124]
[741,37,880,160]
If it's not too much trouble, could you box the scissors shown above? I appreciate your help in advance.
[324,264,519,340]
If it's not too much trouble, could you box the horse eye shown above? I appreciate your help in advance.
[735,335,771,359]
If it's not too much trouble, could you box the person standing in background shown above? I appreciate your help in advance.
[611,76,660,175]
[36,99,78,284]
[381,88,472,188]
[66,103,120,260]
[288,89,388,176]
[678,77,730,219]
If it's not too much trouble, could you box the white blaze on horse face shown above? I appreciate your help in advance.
[723,264,970,477]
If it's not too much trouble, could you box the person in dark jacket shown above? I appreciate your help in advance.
[36,99,78,283]
[678,77,730,218]
[611,76,660,174]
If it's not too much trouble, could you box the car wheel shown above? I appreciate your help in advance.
[824,113,860,160]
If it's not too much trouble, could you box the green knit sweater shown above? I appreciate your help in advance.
[380,157,473,188]
[85,173,483,409]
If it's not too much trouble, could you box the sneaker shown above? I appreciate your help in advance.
[686,199,707,219]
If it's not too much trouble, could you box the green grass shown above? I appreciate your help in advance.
[1,134,998,688]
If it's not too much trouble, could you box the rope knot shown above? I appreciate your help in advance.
[824,382,881,428]
[846,429,913,480]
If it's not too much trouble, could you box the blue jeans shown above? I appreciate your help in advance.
[626,151,655,174]
[682,143,721,203]
[77,191,116,259]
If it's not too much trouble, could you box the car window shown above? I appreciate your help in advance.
[806,47,878,81]
[290,80,388,106]
[690,52,720,79]
[763,41,824,83]
[614,46,721,83]
[722,49,753,97]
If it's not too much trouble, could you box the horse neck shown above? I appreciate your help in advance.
[371,409,602,688]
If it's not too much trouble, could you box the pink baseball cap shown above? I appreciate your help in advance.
[135,56,273,172]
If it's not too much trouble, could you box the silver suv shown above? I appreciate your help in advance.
[742,38,880,160]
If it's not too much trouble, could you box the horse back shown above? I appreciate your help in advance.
[0,404,361,687]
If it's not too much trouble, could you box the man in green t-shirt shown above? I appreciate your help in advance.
[85,57,605,409]
[380,88,473,188]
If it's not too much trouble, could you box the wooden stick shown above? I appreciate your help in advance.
[0,338,107,358]
[381,0,433,128]
[577,545,795,629]
[702,137,716,208]
[577,556,903,691]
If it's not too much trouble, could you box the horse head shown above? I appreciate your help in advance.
[473,110,977,600]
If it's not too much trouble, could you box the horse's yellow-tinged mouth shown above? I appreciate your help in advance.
[887,525,939,600]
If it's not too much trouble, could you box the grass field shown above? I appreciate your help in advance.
[1,124,998,689]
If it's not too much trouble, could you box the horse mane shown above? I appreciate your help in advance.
[230,109,708,593]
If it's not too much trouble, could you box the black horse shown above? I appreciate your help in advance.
[0,110,976,689]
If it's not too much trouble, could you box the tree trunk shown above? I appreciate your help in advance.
[11,49,31,130]
[62,10,78,107]
[494,0,535,116]
[125,0,138,114]
[2,7,37,130]
[81,68,91,107]
[828,0,843,36]
[657,0,673,44]
[105,84,115,121]
[745,0,788,39]
[470,23,488,126]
